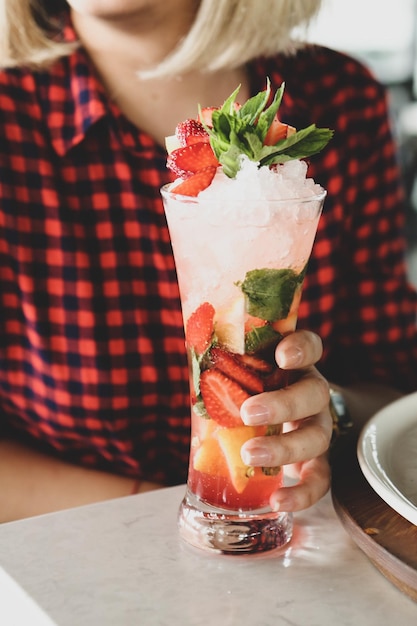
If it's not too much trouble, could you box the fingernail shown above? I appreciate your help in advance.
[278,345,303,368]
[270,496,292,513]
[241,446,272,466]
[271,499,280,512]
[241,402,270,425]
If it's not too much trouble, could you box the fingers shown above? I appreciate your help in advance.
[241,367,330,426]
[238,329,332,512]
[269,454,331,512]
[275,329,323,369]
[240,410,332,512]
[241,405,332,468]
[241,329,327,428]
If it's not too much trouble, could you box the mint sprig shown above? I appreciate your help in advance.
[201,79,333,178]
[238,266,306,321]
[258,125,334,167]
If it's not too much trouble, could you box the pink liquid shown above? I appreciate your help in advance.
[189,467,283,510]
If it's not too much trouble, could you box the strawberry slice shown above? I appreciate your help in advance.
[237,353,273,374]
[263,368,298,392]
[263,115,296,146]
[200,369,249,428]
[175,119,210,146]
[198,103,241,127]
[210,347,264,394]
[173,166,217,197]
[198,106,218,127]
[185,302,215,354]
[167,142,219,178]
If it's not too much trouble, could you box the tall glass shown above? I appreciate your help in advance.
[161,183,326,554]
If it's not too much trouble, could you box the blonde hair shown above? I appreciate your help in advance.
[0,1,77,69]
[0,0,322,73]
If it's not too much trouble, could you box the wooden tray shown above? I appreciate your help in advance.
[330,432,417,601]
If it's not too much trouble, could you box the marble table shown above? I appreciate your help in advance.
[0,485,416,625]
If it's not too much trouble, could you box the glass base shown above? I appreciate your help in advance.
[177,488,293,554]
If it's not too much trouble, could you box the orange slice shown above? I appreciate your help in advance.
[193,437,229,477]
[272,311,297,335]
[217,425,259,493]
[271,285,302,335]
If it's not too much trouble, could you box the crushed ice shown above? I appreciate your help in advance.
[196,158,324,226]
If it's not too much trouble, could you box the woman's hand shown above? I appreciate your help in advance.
[240,330,332,512]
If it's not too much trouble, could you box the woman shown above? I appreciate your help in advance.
[0,0,415,521]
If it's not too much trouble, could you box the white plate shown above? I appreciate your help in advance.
[357,391,417,526]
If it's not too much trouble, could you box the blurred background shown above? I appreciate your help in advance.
[304,0,417,285]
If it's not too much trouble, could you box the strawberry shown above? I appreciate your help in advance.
[263,368,298,392]
[200,369,249,427]
[173,166,217,197]
[210,346,264,394]
[167,142,219,178]
[175,119,210,146]
[166,80,333,183]
[198,103,241,127]
[185,302,215,354]
[263,115,296,146]
[236,353,273,374]
[198,106,218,127]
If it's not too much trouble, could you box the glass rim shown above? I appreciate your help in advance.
[161,182,327,204]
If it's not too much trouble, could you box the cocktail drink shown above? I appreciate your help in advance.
[162,81,331,554]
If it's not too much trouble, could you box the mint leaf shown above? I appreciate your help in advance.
[220,85,241,114]
[256,82,285,141]
[238,88,270,124]
[190,348,201,396]
[259,125,334,166]
[218,143,243,178]
[212,110,233,140]
[201,79,333,178]
[239,268,303,321]
[245,324,282,354]
[244,132,263,160]
[193,400,211,419]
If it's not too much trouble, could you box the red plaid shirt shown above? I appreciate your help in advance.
[1,27,417,483]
